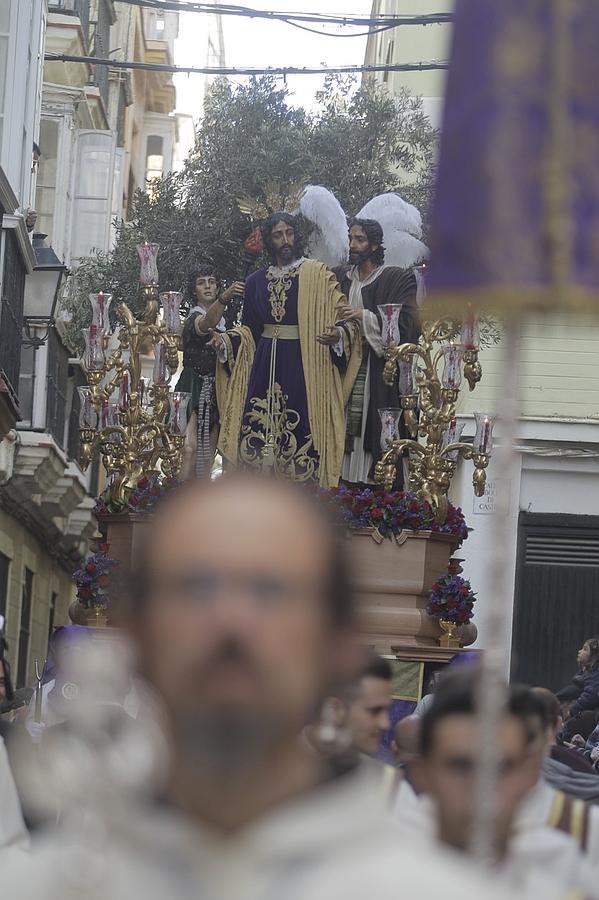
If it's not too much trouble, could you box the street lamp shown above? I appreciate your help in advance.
[22,233,68,349]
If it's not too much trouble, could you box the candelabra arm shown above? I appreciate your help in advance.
[116,302,135,329]
[440,441,473,460]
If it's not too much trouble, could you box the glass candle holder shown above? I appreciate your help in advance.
[160,291,183,335]
[137,242,160,285]
[377,303,404,347]
[473,412,497,454]
[441,343,464,390]
[442,418,466,460]
[378,407,402,451]
[398,358,416,395]
[89,292,112,332]
[77,387,98,428]
[138,376,151,410]
[168,392,191,435]
[83,325,105,371]
[119,370,131,409]
[153,343,169,386]
[461,314,480,350]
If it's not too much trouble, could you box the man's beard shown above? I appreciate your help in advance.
[169,637,289,780]
[172,707,286,781]
[277,244,296,265]
[349,247,373,265]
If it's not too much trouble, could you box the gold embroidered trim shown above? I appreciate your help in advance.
[266,265,300,323]
[239,383,318,482]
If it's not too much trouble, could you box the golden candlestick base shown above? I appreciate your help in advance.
[86,605,109,628]
[438,619,461,649]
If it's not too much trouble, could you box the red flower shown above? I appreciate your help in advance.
[137,476,150,490]
[129,495,140,507]
[371,508,384,520]
[98,542,110,554]
[244,225,264,255]
[78,585,91,599]
[97,574,109,588]
[85,562,96,573]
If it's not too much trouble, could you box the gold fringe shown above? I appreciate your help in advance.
[298,261,362,487]
[216,326,256,467]
[424,285,599,320]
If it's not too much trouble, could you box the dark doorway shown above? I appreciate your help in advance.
[511,513,599,692]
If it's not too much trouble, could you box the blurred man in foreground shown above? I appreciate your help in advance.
[4,476,519,898]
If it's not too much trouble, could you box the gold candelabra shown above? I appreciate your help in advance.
[375,317,495,525]
[78,244,190,503]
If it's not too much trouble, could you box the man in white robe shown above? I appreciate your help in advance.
[405,670,599,898]
[4,477,521,900]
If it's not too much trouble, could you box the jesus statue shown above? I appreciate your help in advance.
[214,212,361,487]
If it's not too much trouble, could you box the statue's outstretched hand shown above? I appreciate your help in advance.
[317,326,342,346]
[221,281,245,304]
[208,331,225,351]
[335,304,363,321]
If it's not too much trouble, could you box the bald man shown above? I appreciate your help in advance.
[2,475,514,900]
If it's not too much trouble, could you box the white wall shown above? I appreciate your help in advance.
[0,0,45,207]
[449,419,599,670]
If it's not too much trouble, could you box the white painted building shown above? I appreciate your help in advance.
[0,0,182,690]
[364,0,452,130]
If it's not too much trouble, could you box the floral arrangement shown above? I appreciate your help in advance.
[427,573,477,625]
[94,474,180,517]
[317,485,469,542]
[73,543,118,609]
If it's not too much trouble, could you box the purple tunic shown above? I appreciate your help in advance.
[236,265,320,481]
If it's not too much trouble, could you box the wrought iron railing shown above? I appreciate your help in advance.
[46,329,69,449]
[0,231,26,403]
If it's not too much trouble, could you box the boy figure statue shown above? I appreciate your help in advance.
[176,266,244,478]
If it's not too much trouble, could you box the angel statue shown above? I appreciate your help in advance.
[298,187,428,486]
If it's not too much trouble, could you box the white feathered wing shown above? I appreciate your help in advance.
[298,185,348,268]
[357,193,429,268]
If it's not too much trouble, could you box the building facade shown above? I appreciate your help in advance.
[365,2,599,686]
[0,0,180,689]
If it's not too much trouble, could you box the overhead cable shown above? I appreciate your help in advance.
[44,53,450,75]
[111,0,453,29]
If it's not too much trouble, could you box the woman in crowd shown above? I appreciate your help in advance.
[557,637,599,742]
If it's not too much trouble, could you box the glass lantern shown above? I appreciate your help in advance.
[153,343,170,386]
[160,291,183,335]
[398,358,416,395]
[442,418,466,460]
[473,412,497,454]
[100,400,122,442]
[168,392,191,435]
[441,343,464,390]
[89,292,112,332]
[77,387,98,429]
[83,325,105,371]
[461,314,480,350]
[377,303,404,347]
[119,370,131,409]
[137,242,160,285]
[138,376,151,410]
[378,407,402,451]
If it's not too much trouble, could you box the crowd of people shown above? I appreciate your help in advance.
[0,475,598,898]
